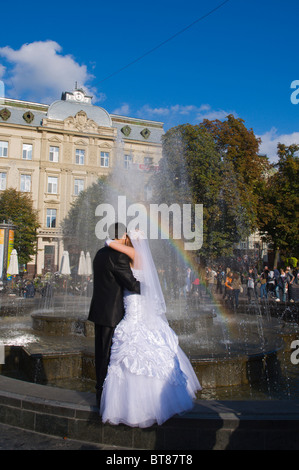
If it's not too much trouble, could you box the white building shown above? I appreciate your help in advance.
[0,88,164,274]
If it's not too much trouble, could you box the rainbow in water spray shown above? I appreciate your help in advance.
[95,194,237,336]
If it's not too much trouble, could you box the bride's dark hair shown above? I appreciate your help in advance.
[125,234,133,247]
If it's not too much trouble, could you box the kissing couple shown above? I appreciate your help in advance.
[88,223,201,428]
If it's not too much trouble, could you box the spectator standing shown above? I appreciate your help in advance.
[285,267,295,303]
[216,267,224,294]
[276,269,287,302]
[247,268,256,302]
[231,272,242,309]
[267,269,276,298]
[260,267,269,300]
[273,266,280,300]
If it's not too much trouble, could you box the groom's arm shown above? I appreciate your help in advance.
[112,253,140,294]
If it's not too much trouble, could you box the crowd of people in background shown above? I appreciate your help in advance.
[2,256,298,310]
[1,273,93,299]
[180,261,298,310]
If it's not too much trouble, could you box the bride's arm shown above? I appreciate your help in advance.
[106,239,135,261]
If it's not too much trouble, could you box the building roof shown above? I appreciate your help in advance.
[0,90,164,144]
[0,99,47,127]
[47,99,112,128]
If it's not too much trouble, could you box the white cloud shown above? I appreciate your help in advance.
[0,41,101,104]
[0,64,5,79]
[195,105,235,122]
[137,104,170,116]
[257,127,299,162]
[111,103,131,115]
[169,104,200,116]
[136,103,237,126]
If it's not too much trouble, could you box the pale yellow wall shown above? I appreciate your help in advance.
[0,100,163,275]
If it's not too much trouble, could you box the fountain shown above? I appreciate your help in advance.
[1,141,299,449]
[0,168,299,403]
[1,128,299,405]
[1,273,299,401]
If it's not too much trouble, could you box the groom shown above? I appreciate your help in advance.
[88,223,140,407]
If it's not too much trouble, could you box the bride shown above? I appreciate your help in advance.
[100,229,201,428]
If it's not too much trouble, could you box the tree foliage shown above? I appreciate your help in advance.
[257,143,299,260]
[152,116,267,260]
[61,177,108,259]
[0,188,40,265]
[199,114,269,229]
[61,118,298,266]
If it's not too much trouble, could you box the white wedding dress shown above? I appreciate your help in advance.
[100,268,201,428]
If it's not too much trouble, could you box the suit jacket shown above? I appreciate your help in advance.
[88,246,140,327]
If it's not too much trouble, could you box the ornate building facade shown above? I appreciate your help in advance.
[0,88,164,275]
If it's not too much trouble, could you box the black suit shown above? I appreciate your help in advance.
[88,246,140,401]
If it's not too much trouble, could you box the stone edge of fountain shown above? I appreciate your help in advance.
[1,374,299,450]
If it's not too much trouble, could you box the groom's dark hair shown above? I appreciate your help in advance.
[108,222,127,240]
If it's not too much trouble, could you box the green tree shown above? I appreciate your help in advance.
[257,143,299,264]
[0,188,40,265]
[199,114,269,230]
[61,177,108,260]
[153,120,267,261]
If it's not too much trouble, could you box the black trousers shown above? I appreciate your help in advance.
[94,324,115,399]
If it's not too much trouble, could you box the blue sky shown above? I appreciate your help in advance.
[1,0,299,161]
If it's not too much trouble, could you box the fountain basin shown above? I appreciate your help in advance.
[0,343,282,392]
[31,311,94,337]
[1,296,299,399]
[30,311,215,337]
[0,323,289,395]
[25,308,288,388]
